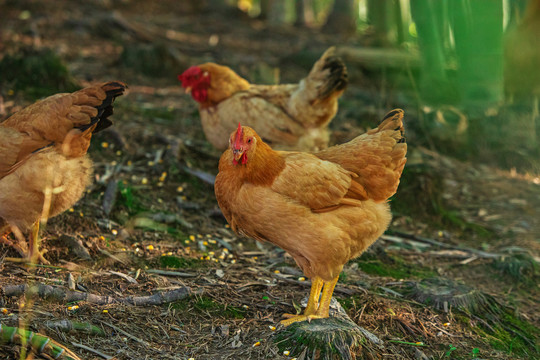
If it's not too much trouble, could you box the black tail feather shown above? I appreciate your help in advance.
[78,82,127,133]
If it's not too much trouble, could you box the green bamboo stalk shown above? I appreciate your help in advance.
[410,0,456,104]
[451,0,504,108]
[0,323,82,360]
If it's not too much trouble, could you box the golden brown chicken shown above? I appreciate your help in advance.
[0,82,126,263]
[215,109,407,325]
[178,47,348,151]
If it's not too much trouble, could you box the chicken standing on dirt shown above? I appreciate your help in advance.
[178,47,348,151]
[215,109,407,326]
[0,82,126,264]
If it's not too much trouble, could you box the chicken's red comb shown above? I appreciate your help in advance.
[178,66,201,86]
[234,123,243,149]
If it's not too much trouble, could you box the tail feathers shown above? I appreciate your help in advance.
[77,81,127,134]
[370,108,406,143]
[308,47,348,101]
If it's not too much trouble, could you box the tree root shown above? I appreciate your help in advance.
[2,283,195,306]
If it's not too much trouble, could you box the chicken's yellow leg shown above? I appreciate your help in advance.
[304,276,324,315]
[282,276,323,320]
[27,221,48,264]
[314,275,339,318]
[280,276,337,326]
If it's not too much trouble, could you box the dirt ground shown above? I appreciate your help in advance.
[0,1,539,359]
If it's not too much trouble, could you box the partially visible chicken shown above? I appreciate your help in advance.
[504,0,540,98]
[0,82,126,263]
[178,47,348,151]
[215,109,407,325]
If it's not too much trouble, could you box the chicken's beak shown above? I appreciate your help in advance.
[184,86,192,94]
[232,148,244,163]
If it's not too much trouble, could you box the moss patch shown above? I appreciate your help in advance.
[0,47,79,99]
[356,252,436,280]
[159,255,207,269]
[171,296,246,319]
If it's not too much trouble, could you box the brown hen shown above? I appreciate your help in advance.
[0,82,126,263]
[178,47,348,151]
[214,109,407,325]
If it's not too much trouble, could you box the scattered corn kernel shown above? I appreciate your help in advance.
[141,178,148,185]
[184,240,190,244]
[1,308,8,314]
[242,305,249,309]
[197,234,203,238]
[103,310,108,313]
[443,322,450,327]
[438,231,444,237]
[214,259,219,263]
[223,248,229,253]
[99,236,105,241]
[206,234,212,238]
[188,358,195,360]
[157,182,164,187]
[110,161,117,166]
[203,241,208,246]
[189,235,195,241]
[68,306,73,311]
[225,224,230,228]
[167,252,173,256]
[415,342,424,345]
[159,172,167,181]
[274,270,280,274]
[200,256,204,260]
[121,248,127,251]
[231,259,236,264]
[101,142,109,148]
[7,89,14,96]
[208,239,217,244]
[147,161,155,166]
[79,212,84,217]
[253,256,258,260]
[298,277,306,281]
[116,150,122,156]
[283,350,290,356]
[204,256,210,260]
[269,326,276,331]
[127,160,132,166]
[112,229,118,236]
[228,254,234,259]
[135,248,140,252]
[252,341,260,347]
[146,245,154,251]
[218,254,225,260]
[176,186,184,192]
[69,208,74,212]
[209,251,215,255]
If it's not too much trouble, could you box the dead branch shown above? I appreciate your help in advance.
[383,231,502,259]
[2,284,193,306]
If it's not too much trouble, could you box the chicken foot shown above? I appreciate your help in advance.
[3,222,49,264]
[282,276,324,319]
[281,275,338,326]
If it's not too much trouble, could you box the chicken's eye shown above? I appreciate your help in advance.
[247,138,252,143]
